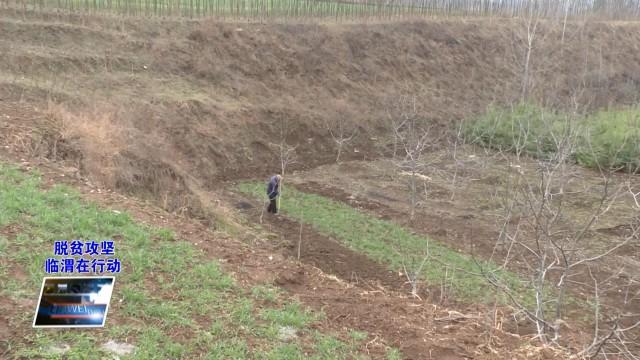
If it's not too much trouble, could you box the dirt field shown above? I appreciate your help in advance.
[286,152,640,317]
[2,8,640,359]
[0,99,591,360]
[0,151,571,359]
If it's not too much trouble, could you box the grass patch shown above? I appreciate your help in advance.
[263,343,306,360]
[312,332,350,360]
[251,284,282,303]
[0,163,372,359]
[465,103,640,171]
[205,338,249,360]
[237,182,526,304]
[260,302,317,328]
[385,347,403,360]
[577,108,640,170]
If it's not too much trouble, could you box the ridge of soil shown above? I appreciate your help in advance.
[0,152,568,359]
[290,163,640,336]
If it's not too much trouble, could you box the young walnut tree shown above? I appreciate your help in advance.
[387,94,440,222]
[260,117,297,223]
[386,94,443,298]
[325,100,358,163]
[480,111,639,357]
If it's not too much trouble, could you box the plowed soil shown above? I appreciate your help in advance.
[289,159,640,339]
[0,99,629,360]
[1,148,568,359]
[261,211,406,292]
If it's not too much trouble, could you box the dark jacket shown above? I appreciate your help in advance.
[267,176,280,200]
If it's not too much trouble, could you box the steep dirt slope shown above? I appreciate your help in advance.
[2,10,640,216]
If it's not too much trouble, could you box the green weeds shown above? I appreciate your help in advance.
[0,163,371,359]
[465,103,640,171]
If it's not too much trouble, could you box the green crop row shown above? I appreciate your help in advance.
[237,182,528,304]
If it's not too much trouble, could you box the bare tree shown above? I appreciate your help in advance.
[521,3,541,100]
[385,94,448,299]
[297,203,304,261]
[273,117,298,178]
[387,94,441,222]
[481,110,639,349]
[260,117,297,223]
[400,242,430,300]
[386,95,409,160]
[560,0,573,48]
[447,119,465,201]
[578,194,639,358]
[325,100,358,163]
